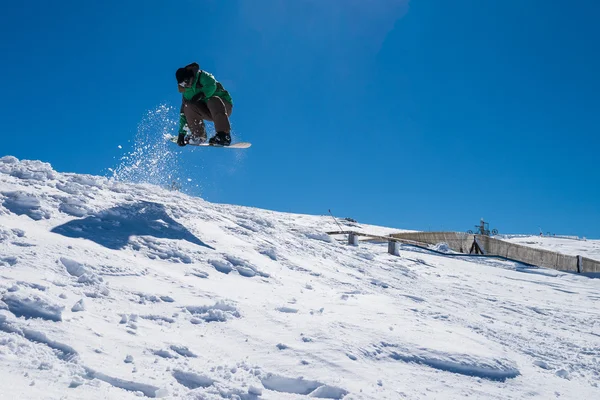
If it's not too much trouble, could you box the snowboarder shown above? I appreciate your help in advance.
[175,62,233,146]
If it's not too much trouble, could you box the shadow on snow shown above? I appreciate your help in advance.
[51,201,214,250]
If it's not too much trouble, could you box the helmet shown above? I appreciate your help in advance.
[176,67,195,87]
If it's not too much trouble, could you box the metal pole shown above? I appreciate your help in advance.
[328,209,344,232]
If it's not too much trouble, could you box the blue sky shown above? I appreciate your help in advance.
[1,0,599,237]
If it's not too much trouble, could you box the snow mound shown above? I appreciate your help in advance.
[85,368,167,398]
[71,299,85,312]
[261,374,348,399]
[0,157,56,181]
[2,293,64,322]
[186,301,240,323]
[2,191,49,220]
[383,342,520,381]
[172,369,215,389]
[431,242,452,253]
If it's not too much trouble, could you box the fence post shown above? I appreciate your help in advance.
[388,240,400,256]
[348,233,358,246]
[577,255,582,273]
[474,236,486,255]
[469,235,484,255]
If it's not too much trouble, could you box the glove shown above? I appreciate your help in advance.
[177,134,187,147]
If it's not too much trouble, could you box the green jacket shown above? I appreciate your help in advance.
[178,71,233,135]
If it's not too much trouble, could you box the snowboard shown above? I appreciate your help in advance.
[168,135,251,149]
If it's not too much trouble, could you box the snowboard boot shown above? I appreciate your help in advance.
[209,131,231,146]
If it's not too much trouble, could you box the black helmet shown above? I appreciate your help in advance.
[176,67,195,85]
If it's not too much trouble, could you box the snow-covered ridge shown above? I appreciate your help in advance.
[0,156,599,399]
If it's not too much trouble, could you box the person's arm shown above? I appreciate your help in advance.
[176,101,188,146]
[178,102,187,135]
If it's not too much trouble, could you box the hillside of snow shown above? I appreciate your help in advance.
[0,156,599,400]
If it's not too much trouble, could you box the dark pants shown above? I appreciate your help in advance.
[183,96,233,139]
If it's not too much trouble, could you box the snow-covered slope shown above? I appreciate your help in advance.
[0,156,599,400]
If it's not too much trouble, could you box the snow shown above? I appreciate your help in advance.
[260,374,348,398]
[2,293,64,322]
[2,191,49,220]
[0,156,599,399]
[71,299,86,312]
[172,370,215,389]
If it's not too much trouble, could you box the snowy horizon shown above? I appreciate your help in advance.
[1,156,599,399]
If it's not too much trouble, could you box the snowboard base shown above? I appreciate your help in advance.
[168,135,251,149]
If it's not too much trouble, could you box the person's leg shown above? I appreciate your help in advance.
[206,96,232,133]
[182,101,210,141]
